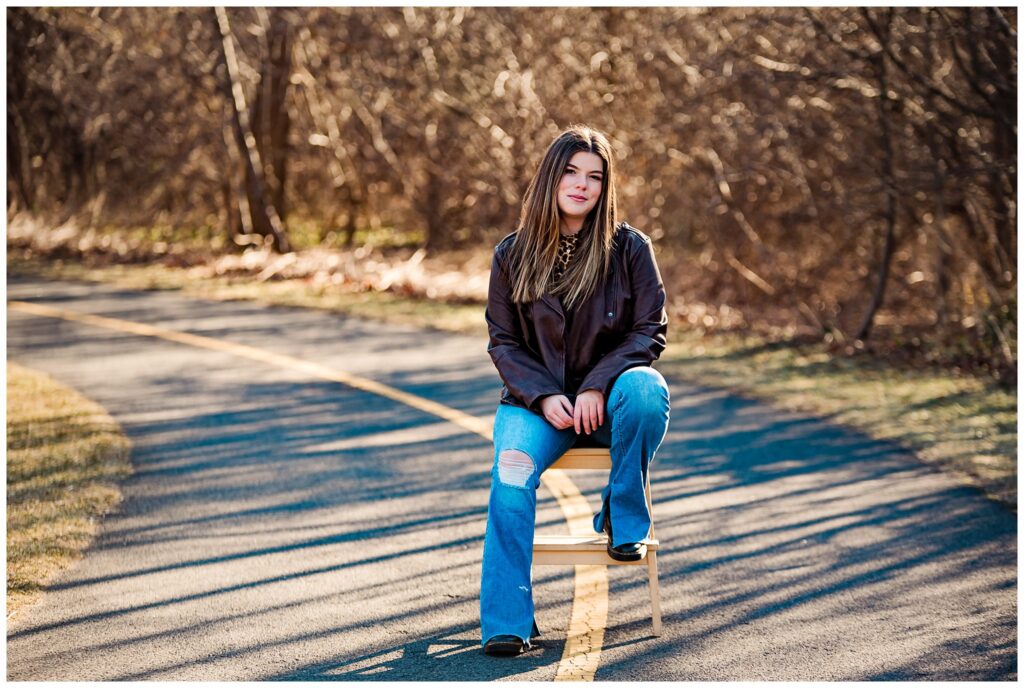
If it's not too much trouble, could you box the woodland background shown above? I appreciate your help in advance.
[7,7,1017,382]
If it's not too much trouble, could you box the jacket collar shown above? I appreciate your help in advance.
[539,292,564,316]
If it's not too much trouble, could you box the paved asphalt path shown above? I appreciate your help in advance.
[6,276,1017,681]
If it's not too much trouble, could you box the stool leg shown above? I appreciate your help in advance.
[647,550,662,636]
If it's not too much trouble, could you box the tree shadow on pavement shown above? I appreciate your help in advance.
[266,621,565,681]
[6,282,1017,681]
[579,383,1017,681]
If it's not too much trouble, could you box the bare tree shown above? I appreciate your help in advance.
[855,10,899,342]
[212,6,290,252]
[7,7,1016,375]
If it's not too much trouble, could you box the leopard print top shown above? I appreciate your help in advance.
[551,232,581,283]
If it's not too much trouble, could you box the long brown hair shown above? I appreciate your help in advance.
[508,124,619,309]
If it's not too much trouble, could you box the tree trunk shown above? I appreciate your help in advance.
[252,8,292,227]
[221,115,254,241]
[423,162,446,252]
[6,108,34,213]
[855,14,898,342]
[338,183,361,247]
[267,10,291,225]
[922,9,951,327]
[212,6,291,253]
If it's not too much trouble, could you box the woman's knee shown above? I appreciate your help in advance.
[611,367,670,409]
[494,448,537,489]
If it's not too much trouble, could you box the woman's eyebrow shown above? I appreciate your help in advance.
[566,163,603,176]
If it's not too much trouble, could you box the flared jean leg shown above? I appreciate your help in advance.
[480,404,576,647]
[591,367,671,545]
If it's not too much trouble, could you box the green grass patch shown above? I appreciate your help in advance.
[9,250,1015,509]
[286,218,425,251]
[68,222,233,254]
[74,220,425,254]
[6,362,132,618]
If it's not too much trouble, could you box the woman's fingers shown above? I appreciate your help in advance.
[553,395,573,429]
[572,396,595,434]
[541,395,572,430]
[555,396,572,430]
[548,408,568,429]
[570,392,603,434]
[545,394,609,432]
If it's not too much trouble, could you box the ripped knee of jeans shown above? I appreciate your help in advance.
[497,449,535,488]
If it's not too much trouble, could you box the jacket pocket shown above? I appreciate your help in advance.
[606,272,631,331]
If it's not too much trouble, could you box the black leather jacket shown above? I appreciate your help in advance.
[486,222,668,411]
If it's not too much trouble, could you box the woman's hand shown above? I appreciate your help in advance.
[539,394,575,430]
[573,390,605,435]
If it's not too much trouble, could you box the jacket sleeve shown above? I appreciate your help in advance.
[578,237,668,398]
[485,250,563,410]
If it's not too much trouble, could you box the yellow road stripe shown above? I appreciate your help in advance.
[8,299,607,680]
[545,472,609,680]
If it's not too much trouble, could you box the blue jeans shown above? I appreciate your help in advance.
[479,366,671,646]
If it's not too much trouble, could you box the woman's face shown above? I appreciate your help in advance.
[556,150,604,224]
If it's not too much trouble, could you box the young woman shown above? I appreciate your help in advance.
[480,125,671,656]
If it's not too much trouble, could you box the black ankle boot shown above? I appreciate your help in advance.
[603,507,646,562]
[483,635,528,656]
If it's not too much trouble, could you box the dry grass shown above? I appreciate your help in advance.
[9,253,487,335]
[6,362,132,618]
[659,331,1016,508]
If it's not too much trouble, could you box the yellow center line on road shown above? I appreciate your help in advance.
[8,299,608,681]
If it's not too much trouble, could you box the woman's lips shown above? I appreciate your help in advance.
[569,194,587,202]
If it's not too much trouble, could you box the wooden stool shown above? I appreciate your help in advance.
[533,447,663,636]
